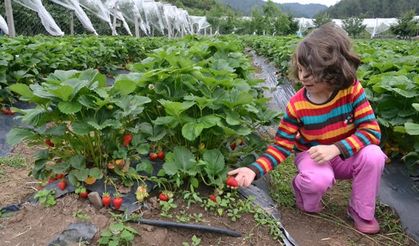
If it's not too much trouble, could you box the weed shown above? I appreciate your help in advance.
[269,156,296,207]
[0,155,27,168]
[182,235,201,246]
[34,189,56,207]
[73,210,90,222]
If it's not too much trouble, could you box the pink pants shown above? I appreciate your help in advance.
[293,145,386,220]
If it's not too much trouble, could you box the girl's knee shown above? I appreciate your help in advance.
[358,145,386,170]
[296,171,334,193]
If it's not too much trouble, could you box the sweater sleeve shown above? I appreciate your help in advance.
[248,102,300,179]
[334,82,381,159]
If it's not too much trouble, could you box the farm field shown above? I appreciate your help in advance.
[0,35,418,245]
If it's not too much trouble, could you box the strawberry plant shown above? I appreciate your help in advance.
[98,222,138,246]
[6,69,152,186]
[34,189,56,207]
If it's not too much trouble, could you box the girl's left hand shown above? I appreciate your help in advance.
[308,145,341,164]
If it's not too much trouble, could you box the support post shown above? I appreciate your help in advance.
[4,0,16,37]
[134,17,139,37]
[70,12,74,35]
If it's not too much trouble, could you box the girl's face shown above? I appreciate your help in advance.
[297,65,332,95]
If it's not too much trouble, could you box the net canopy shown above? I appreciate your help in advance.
[0,14,9,35]
[49,0,97,34]
[14,0,64,35]
[6,0,211,36]
[295,17,419,38]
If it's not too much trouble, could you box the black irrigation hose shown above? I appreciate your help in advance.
[130,218,242,237]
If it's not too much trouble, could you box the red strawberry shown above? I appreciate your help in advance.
[1,107,14,115]
[55,173,65,179]
[209,194,217,202]
[79,188,88,199]
[48,177,57,184]
[149,152,158,161]
[230,142,236,151]
[57,180,67,190]
[102,193,111,207]
[45,139,54,147]
[79,191,88,199]
[159,193,169,202]
[157,151,165,160]
[226,176,238,188]
[122,133,133,147]
[113,196,123,209]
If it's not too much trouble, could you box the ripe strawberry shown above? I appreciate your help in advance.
[55,173,65,179]
[113,196,123,209]
[102,193,111,207]
[159,193,169,202]
[157,151,165,160]
[149,152,158,161]
[48,177,57,184]
[226,176,238,188]
[45,139,54,147]
[57,180,67,190]
[78,187,88,199]
[230,142,236,151]
[79,191,88,199]
[122,133,133,147]
[1,107,14,115]
[209,194,217,202]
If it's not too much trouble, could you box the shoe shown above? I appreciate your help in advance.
[347,206,380,234]
[292,177,322,213]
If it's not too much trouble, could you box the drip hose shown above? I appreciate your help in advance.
[131,218,242,237]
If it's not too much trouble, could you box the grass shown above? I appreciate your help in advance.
[0,155,27,179]
[268,154,417,245]
[0,155,27,169]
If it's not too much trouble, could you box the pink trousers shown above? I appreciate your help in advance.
[293,145,386,220]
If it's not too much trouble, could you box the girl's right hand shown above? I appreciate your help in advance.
[227,167,256,187]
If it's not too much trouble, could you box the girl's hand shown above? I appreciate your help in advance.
[308,145,341,164]
[227,167,256,188]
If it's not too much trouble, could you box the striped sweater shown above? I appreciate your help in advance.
[249,80,381,179]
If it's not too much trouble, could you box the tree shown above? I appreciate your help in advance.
[390,10,419,38]
[249,0,295,35]
[313,13,332,28]
[342,17,366,37]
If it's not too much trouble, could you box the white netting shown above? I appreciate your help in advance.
[49,0,97,34]
[13,0,64,36]
[79,0,114,34]
[0,14,9,35]
[295,17,419,38]
[104,0,132,36]
[3,0,210,36]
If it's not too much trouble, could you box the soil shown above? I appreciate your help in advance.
[1,145,417,246]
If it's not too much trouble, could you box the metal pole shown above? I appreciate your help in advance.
[134,17,139,37]
[4,0,16,37]
[70,12,74,35]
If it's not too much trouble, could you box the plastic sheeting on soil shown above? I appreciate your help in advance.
[379,161,419,242]
[0,14,9,35]
[0,114,21,156]
[13,0,64,36]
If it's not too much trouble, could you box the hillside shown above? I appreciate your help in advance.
[325,0,419,18]
[219,0,327,17]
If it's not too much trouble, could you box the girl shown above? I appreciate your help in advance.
[228,23,386,234]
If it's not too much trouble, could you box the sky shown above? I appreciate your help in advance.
[271,0,341,7]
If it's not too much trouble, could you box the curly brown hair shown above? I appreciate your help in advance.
[290,23,361,90]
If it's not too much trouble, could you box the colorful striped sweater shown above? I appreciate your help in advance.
[248,80,381,179]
